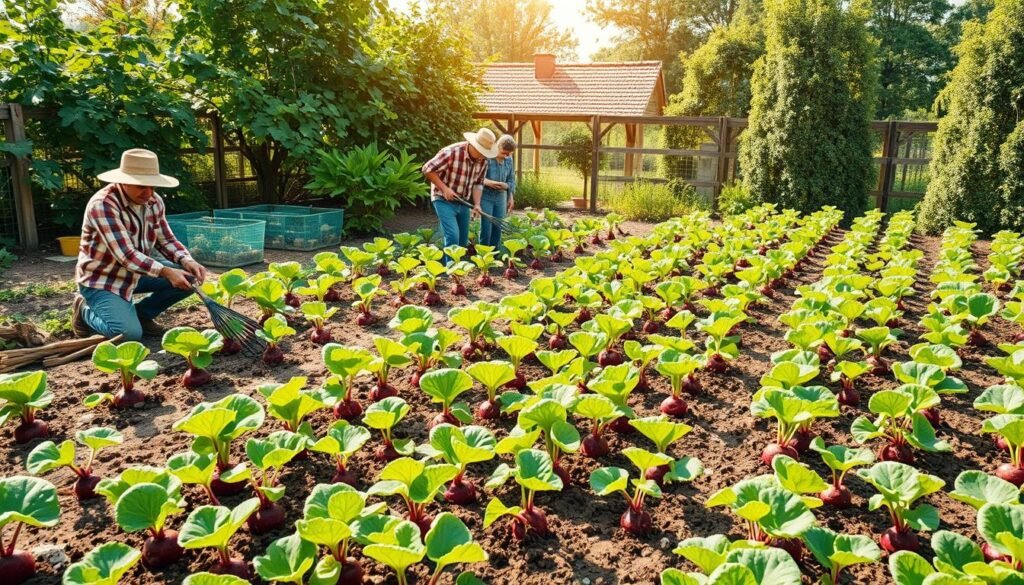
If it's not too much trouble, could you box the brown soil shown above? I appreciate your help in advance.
[2,222,1016,585]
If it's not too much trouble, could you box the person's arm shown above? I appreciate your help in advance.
[471,185,483,218]
[90,200,192,289]
[152,198,206,282]
[422,148,457,201]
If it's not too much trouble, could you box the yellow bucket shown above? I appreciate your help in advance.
[57,236,80,257]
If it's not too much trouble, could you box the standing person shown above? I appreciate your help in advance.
[422,128,499,261]
[475,135,516,249]
[71,148,207,341]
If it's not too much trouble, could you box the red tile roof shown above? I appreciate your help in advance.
[479,61,666,117]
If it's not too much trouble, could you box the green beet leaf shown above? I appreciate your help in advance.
[0,475,60,531]
[425,512,487,579]
[62,542,141,585]
[114,482,183,535]
[254,532,317,584]
[177,498,260,552]
[161,327,224,370]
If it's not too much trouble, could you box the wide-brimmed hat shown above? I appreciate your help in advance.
[97,148,179,188]
[463,128,500,158]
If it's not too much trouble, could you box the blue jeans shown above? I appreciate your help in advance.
[479,191,507,249]
[79,260,193,341]
[432,199,470,263]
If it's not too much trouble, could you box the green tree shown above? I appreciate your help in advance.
[917,0,1024,234]
[555,127,607,198]
[855,0,952,118]
[740,0,878,220]
[432,0,577,62]
[934,0,994,72]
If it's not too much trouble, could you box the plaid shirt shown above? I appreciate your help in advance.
[422,141,488,202]
[75,183,192,300]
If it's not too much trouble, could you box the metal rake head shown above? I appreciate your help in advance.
[193,286,266,358]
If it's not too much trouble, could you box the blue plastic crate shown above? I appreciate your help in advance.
[182,217,266,268]
[166,211,211,247]
[214,204,345,251]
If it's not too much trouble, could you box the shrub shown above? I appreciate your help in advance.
[606,181,698,222]
[717,181,758,216]
[514,176,575,209]
[306,144,428,235]
[554,127,607,197]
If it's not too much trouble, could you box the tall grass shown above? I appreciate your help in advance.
[515,176,577,209]
[606,181,704,222]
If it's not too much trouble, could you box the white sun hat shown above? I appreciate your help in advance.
[97,148,179,188]
[463,128,501,159]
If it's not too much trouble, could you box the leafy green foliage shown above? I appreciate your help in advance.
[63,542,141,585]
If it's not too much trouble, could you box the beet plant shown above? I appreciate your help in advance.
[362,396,414,461]
[268,261,308,308]
[360,520,425,585]
[365,237,396,275]
[590,447,669,535]
[295,273,342,303]
[446,258,474,296]
[802,526,882,585]
[484,448,563,540]
[696,312,745,373]
[114,482,185,568]
[244,277,292,323]
[351,275,384,326]
[310,420,371,485]
[655,349,703,417]
[172,394,265,497]
[947,292,1000,346]
[466,360,517,420]
[419,368,474,428]
[809,438,874,509]
[388,257,422,305]
[419,424,496,505]
[759,360,820,391]
[257,314,295,366]
[296,483,386,585]
[887,530,1009,585]
[0,476,60,585]
[86,340,159,408]
[312,251,348,301]
[322,343,373,418]
[663,537,803,585]
[259,376,327,438]
[365,337,411,403]
[161,327,224,387]
[422,513,487,585]
[863,297,902,328]
[851,385,950,464]
[300,301,338,344]
[987,348,1024,387]
[751,386,839,465]
[244,430,307,533]
[624,340,661,392]
[403,328,463,388]
[415,260,448,305]
[536,349,578,378]
[253,532,317,584]
[856,326,898,375]
[705,474,816,561]
[495,334,538,389]
[177,498,260,578]
[63,542,141,585]
[892,360,968,425]
[830,360,870,406]
[502,238,528,279]
[368,457,458,534]
[96,465,184,508]
[587,363,640,434]
[340,245,376,278]
[167,450,246,505]
[586,313,632,366]
[980,414,1024,486]
[571,394,620,458]
[448,304,498,360]
[26,427,123,500]
[629,416,704,487]
[512,398,581,487]
[0,371,51,444]
[545,309,578,350]
[389,304,434,335]
[977,502,1024,569]
[637,295,666,333]
[856,461,944,553]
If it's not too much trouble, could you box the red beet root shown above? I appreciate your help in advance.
[983,542,1011,564]
[285,293,301,308]
[310,328,333,345]
[211,467,247,497]
[461,343,479,361]
[598,350,623,367]
[504,371,527,390]
[789,429,814,454]
[879,443,914,464]
[142,530,183,569]
[761,443,799,467]
[968,329,988,347]
[771,538,803,562]
[262,345,285,366]
[337,560,365,585]
[219,338,242,355]
[324,288,342,302]
[476,275,493,287]
[369,384,398,402]
[423,291,442,306]
[451,283,467,296]
[837,384,859,407]
[581,433,610,458]
[74,475,101,500]
[0,551,36,585]
[213,558,251,580]
[334,399,363,421]
[620,507,653,535]
[645,464,670,487]
[444,479,478,505]
[332,466,359,486]
[609,416,636,435]
[867,355,889,376]
[881,527,919,553]
[504,267,519,280]
[576,308,592,324]
[820,484,852,508]
[921,408,941,427]
[642,320,659,334]
[683,375,702,396]
[996,463,1024,486]
[412,514,434,536]
[706,354,729,373]
[529,258,543,270]
[477,399,501,420]
[548,334,568,350]
[816,344,835,363]
[996,435,1010,451]
[356,312,377,327]
[182,367,211,388]
[553,463,570,489]
[247,502,286,534]
[660,395,688,417]
[13,420,48,444]
[430,411,460,429]
[521,507,549,535]
[375,442,400,462]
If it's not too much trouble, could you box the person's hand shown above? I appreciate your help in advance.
[507,196,515,214]
[182,258,207,283]
[160,265,193,290]
[472,205,483,219]
[442,186,457,201]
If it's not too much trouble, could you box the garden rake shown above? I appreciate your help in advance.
[190,282,267,358]
[453,197,516,234]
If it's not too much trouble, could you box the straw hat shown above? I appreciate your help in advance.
[97,149,179,188]
[463,128,500,158]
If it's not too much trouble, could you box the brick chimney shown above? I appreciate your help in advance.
[534,53,556,80]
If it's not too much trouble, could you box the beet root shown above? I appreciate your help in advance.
[504,371,527,390]
[983,542,1011,564]
[881,527,919,553]
[332,466,359,486]
[620,507,653,535]
[113,387,146,409]
[996,463,1024,487]
[477,399,501,420]
[182,367,212,388]
[451,283,467,296]
[820,484,852,508]
[760,443,799,467]
[444,479,478,505]
[866,355,889,376]
[430,411,461,429]
[212,558,252,580]
[375,442,400,462]
[310,328,333,345]
[548,334,568,350]
[682,375,703,396]
[816,344,835,363]
[0,550,36,585]
[247,502,287,534]
[879,443,915,464]
[219,338,242,355]
[211,467,248,497]
[921,407,941,428]
[609,416,636,435]
[355,312,377,327]
[597,350,623,367]
[333,399,363,421]
[553,463,571,489]
[411,514,434,536]
[476,275,493,287]
[142,530,184,569]
[645,464,671,487]
[642,320,659,334]
[369,384,398,402]
[74,474,101,500]
[789,429,815,454]
[13,420,48,444]
[660,395,689,417]
[337,560,365,585]
[581,433,610,458]
[706,353,729,373]
[771,537,804,562]
[521,507,549,535]
[837,384,859,407]
[997,434,1011,451]
[423,291,442,306]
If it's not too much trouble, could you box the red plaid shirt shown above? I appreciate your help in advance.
[422,142,488,201]
[75,184,193,299]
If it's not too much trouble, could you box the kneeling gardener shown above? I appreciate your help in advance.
[71,148,207,341]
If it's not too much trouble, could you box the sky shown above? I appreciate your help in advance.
[388,0,614,62]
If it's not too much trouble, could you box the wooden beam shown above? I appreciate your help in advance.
[714,116,728,209]
[624,124,636,177]
[599,122,617,141]
[589,115,601,211]
[531,120,542,180]
[210,113,228,209]
[5,104,37,250]
[877,120,899,211]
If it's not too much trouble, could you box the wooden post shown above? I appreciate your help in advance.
[515,117,523,188]
[713,116,728,211]
[589,115,601,212]
[210,113,228,209]
[530,120,542,179]
[624,124,635,177]
[5,104,37,250]
[878,120,898,211]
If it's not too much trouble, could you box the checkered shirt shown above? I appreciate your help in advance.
[422,141,488,202]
